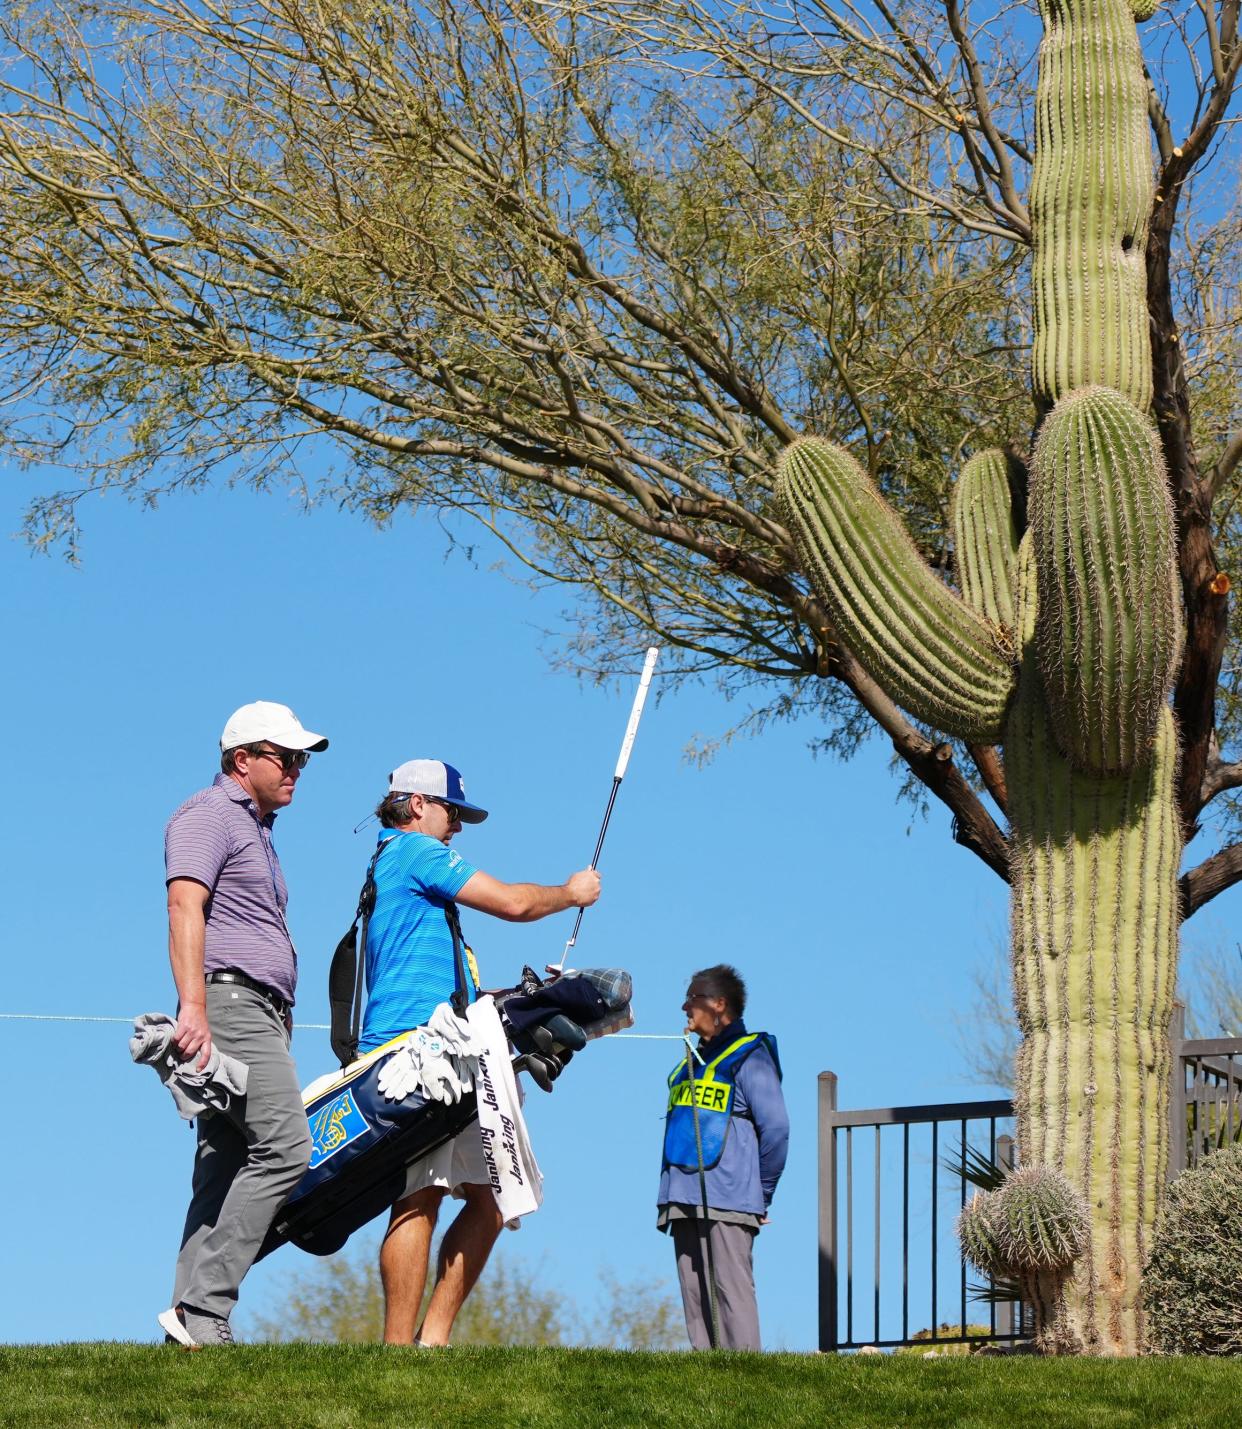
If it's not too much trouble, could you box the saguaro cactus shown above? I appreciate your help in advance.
[778,0,1183,1353]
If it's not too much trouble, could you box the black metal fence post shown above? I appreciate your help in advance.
[818,1070,839,1353]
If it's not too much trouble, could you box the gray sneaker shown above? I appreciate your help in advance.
[158,1304,234,1349]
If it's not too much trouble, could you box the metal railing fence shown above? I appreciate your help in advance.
[1169,1004,1242,1171]
[817,1072,1028,1353]
[818,1011,1242,1353]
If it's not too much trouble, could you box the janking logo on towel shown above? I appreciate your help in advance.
[308,1090,369,1170]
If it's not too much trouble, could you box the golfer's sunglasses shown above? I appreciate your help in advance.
[252,746,311,773]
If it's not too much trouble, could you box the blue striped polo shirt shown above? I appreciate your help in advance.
[164,774,297,1004]
[358,830,479,1051]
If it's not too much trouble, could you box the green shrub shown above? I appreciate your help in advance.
[1143,1146,1242,1355]
[892,1324,996,1356]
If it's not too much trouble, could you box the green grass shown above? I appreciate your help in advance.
[2,1344,1241,1428]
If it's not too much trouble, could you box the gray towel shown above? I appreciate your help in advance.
[130,1012,249,1120]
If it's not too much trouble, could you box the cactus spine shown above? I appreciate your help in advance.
[778,0,1183,1353]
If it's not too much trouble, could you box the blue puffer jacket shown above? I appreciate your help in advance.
[657,1019,790,1217]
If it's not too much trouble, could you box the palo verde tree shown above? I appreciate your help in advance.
[0,0,1239,1352]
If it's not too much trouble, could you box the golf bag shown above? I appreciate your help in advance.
[258,967,633,1261]
[256,1035,481,1261]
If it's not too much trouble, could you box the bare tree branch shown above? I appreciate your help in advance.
[1209,431,1242,502]
[1182,841,1242,919]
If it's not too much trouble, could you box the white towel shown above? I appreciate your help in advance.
[129,1012,249,1120]
[466,995,542,1221]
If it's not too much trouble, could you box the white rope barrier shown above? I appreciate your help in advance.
[0,1011,683,1039]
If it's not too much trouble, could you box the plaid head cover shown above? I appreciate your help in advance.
[566,967,634,1041]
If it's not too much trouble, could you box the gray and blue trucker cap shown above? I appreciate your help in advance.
[388,759,488,823]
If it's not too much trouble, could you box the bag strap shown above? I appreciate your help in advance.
[352,848,382,1052]
[328,845,383,1069]
[444,901,472,1018]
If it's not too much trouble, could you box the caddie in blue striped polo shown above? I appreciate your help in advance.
[157,701,328,1351]
[358,757,601,1347]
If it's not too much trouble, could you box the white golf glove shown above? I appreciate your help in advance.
[419,1052,464,1104]
[377,1043,423,1102]
[377,1013,482,1104]
[427,1004,481,1054]
[377,1028,470,1104]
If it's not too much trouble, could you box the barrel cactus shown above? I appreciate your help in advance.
[959,1166,1090,1353]
[779,0,1186,1354]
[986,1167,1091,1275]
[958,1191,1008,1282]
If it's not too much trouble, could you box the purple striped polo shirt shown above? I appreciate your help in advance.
[164,773,298,1005]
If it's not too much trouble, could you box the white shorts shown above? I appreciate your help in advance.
[400,1123,492,1200]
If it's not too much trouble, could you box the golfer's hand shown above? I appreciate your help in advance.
[173,1002,212,1070]
[565,868,601,908]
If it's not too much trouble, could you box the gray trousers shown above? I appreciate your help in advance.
[672,1218,762,1350]
[172,984,312,1318]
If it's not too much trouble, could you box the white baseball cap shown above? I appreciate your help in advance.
[389,759,488,823]
[220,701,329,753]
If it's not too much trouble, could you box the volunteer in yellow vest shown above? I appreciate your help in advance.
[658,964,789,1350]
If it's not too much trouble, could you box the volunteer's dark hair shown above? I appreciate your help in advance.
[689,964,747,1019]
[376,792,417,828]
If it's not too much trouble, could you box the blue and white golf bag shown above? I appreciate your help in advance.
[258,967,632,1261]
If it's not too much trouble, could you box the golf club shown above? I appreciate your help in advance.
[551,645,660,971]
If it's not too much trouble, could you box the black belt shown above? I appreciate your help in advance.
[207,970,291,1018]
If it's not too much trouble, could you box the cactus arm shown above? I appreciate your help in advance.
[778,437,1017,743]
[1031,387,1183,774]
[952,449,1020,813]
[1031,0,1154,411]
[952,449,1018,630]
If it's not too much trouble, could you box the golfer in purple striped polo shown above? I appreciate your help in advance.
[157,701,328,1350]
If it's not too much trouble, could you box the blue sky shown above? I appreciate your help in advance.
[2,475,1235,1350]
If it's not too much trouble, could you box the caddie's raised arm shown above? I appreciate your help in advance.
[456,866,600,922]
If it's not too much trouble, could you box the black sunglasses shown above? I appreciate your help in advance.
[252,746,311,773]
[424,796,462,823]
